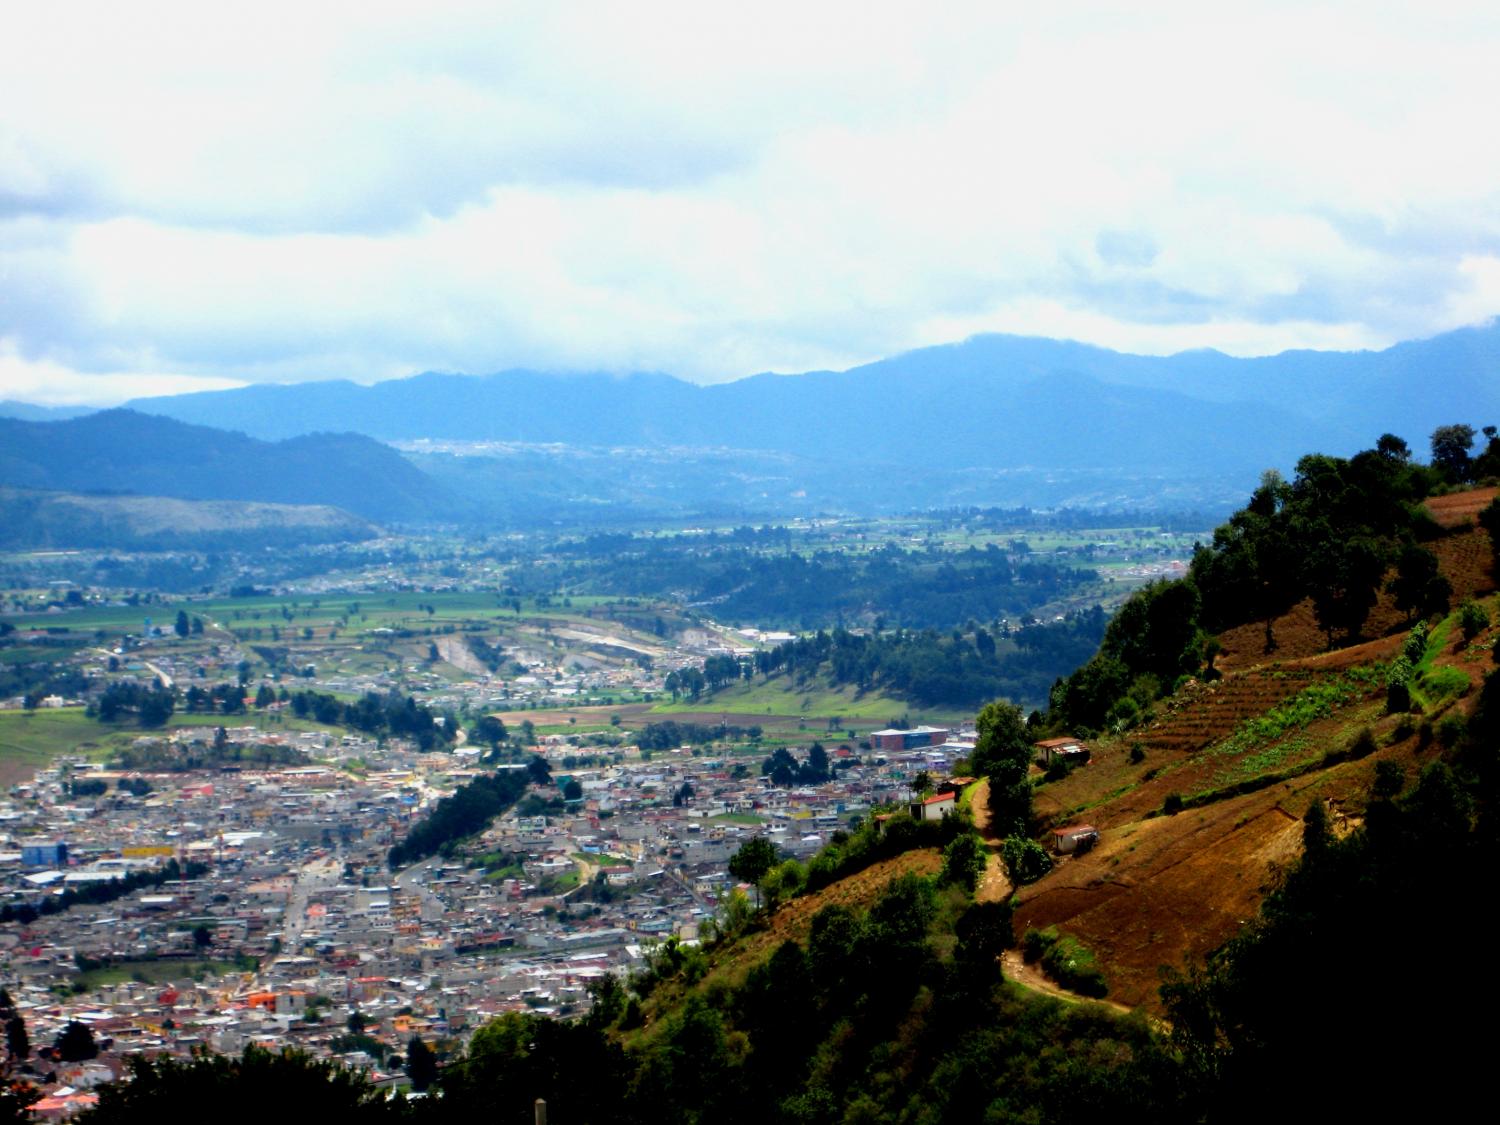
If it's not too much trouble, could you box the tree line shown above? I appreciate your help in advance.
[668,611,1106,711]
[0,859,207,925]
[510,535,1098,632]
[387,760,549,868]
[287,689,455,751]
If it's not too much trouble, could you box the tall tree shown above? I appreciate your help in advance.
[405,1036,437,1092]
[54,1020,97,1062]
[970,700,1034,837]
[1430,423,1476,482]
[728,837,780,907]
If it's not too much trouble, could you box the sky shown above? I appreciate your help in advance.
[4,1,1500,406]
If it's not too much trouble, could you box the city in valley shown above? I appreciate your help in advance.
[0,516,1186,1102]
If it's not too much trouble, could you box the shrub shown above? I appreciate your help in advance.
[1349,727,1378,760]
[940,831,986,892]
[1372,760,1405,800]
[1001,837,1053,885]
[1128,743,1146,764]
[1437,714,1466,748]
[1163,792,1185,815]
[1386,656,1413,714]
[1021,927,1108,997]
[1459,599,1491,642]
[1401,621,1430,664]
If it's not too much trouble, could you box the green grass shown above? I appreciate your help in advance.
[0,708,113,767]
[0,707,344,779]
[1202,665,1384,763]
[651,677,958,722]
[958,781,982,812]
[1207,734,1320,790]
[1416,666,1471,709]
[10,591,644,642]
[72,958,248,991]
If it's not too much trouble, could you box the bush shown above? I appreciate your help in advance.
[1128,743,1146,764]
[1001,837,1053,886]
[1372,760,1405,800]
[1459,599,1491,642]
[1401,621,1429,664]
[1437,714,1466,748]
[1163,792,1185,815]
[940,831,986,892]
[1021,927,1108,997]
[1386,656,1413,714]
[1349,727,1378,760]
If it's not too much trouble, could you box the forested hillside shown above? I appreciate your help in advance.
[669,612,1105,712]
[0,410,455,524]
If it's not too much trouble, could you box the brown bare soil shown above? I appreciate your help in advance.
[1214,523,1495,675]
[1425,486,1498,528]
[753,849,944,954]
[0,759,41,788]
[1009,510,1498,1013]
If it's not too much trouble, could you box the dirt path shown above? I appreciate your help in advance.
[974,778,1145,1018]
[968,779,1014,904]
[999,950,1140,1017]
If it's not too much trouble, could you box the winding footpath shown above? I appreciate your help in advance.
[971,779,1140,1020]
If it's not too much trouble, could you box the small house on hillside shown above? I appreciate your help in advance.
[1051,824,1099,855]
[1034,737,1090,768]
[911,792,956,822]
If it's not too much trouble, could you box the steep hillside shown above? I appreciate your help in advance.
[1013,495,1497,1010]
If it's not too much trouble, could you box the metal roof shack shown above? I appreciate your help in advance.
[1051,823,1099,855]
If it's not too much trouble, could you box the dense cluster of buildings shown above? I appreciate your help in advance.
[0,719,978,1106]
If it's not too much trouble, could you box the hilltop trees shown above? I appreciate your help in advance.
[1050,578,1209,732]
[1430,423,1476,482]
[1192,435,1445,647]
[82,1047,409,1122]
[1047,429,1483,733]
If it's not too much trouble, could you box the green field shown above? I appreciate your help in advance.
[11,590,640,639]
[0,707,342,783]
[650,678,965,723]
[72,958,251,992]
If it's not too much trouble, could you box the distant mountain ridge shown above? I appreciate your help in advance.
[0,410,455,523]
[8,323,1496,523]
[117,322,1500,471]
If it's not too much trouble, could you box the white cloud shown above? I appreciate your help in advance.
[3,1,1500,401]
[0,341,244,406]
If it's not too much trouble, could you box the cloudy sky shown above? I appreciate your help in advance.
[4,1,1500,405]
